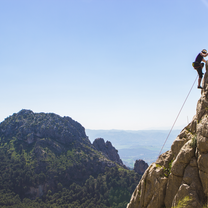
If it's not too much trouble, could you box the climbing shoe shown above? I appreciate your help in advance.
[198,86,203,89]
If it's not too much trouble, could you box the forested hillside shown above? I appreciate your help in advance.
[0,110,141,208]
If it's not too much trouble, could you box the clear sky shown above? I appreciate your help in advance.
[1,0,208,130]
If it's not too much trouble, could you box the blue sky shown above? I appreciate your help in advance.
[1,0,208,130]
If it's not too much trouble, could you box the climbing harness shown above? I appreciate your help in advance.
[158,75,199,158]
[192,62,204,69]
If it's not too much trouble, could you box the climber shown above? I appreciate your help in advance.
[193,49,208,89]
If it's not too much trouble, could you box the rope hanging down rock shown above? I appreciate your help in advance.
[158,75,198,158]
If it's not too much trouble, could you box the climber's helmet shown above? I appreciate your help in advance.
[202,49,207,54]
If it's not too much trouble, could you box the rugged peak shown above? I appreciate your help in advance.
[133,159,148,175]
[93,138,105,147]
[127,61,208,208]
[93,138,124,166]
[0,109,90,147]
[18,109,34,115]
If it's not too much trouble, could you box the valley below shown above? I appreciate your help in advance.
[86,129,181,167]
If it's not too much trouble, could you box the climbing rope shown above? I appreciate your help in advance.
[158,75,199,158]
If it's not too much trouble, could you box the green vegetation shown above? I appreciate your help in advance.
[171,196,191,208]
[164,159,173,178]
[0,144,140,207]
[0,134,140,208]
[171,196,208,208]
[190,135,197,148]
[0,110,142,207]
[156,159,173,178]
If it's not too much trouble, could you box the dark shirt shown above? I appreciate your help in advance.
[195,53,203,63]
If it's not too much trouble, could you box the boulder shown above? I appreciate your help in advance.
[133,159,148,175]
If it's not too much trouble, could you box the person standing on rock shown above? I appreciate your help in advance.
[193,49,208,89]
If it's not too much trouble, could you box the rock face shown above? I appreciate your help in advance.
[93,138,124,166]
[127,61,208,208]
[133,159,148,175]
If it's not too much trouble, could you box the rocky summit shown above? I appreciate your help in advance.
[1,109,90,148]
[93,138,124,167]
[127,61,208,208]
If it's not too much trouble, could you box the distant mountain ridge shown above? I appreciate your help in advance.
[86,129,181,166]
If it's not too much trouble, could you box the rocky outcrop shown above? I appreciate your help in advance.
[133,159,148,175]
[93,138,124,166]
[0,109,91,147]
[127,61,208,208]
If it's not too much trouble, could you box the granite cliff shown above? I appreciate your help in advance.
[127,61,208,208]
